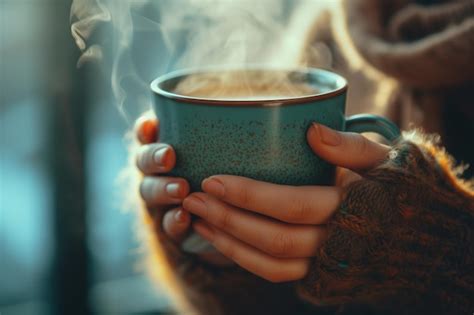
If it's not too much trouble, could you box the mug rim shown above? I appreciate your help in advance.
[150,66,347,107]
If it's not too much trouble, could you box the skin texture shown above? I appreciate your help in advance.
[136,115,390,281]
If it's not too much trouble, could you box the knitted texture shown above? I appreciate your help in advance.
[298,135,474,314]
[341,0,474,177]
[343,0,474,88]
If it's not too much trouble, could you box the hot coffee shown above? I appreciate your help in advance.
[173,69,320,101]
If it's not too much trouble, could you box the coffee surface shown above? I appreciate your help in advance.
[173,71,319,100]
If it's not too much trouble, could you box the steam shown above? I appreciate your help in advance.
[70,0,332,119]
[71,1,335,313]
[173,69,319,100]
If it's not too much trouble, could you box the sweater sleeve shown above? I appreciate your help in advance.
[342,0,474,88]
[297,133,474,314]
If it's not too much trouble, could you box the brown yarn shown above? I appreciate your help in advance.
[343,0,474,88]
[298,136,474,315]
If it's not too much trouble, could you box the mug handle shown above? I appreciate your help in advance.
[345,114,401,143]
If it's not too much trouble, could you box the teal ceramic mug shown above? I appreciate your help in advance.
[151,67,400,192]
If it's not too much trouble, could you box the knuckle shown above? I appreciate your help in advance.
[139,177,164,206]
[355,135,370,155]
[216,207,234,230]
[136,144,156,172]
[269,232,295,257]
[219,240,237,261]
[135,145,149,172]
[136,144,172,173]
[283,198,311,223]
[190,193,211,219]
[139,178,152,203]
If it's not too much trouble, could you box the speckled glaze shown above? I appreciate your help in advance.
[151,68,400,191]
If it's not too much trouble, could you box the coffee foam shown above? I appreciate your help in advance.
[173,70,318,100]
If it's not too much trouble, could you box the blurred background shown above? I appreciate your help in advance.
[0,0,171,314]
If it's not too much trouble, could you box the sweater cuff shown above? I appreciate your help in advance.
[297,132,474,314]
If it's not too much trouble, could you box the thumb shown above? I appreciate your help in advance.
[307,123,391,172]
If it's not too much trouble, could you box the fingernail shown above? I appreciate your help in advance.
[202,178,225,197]
[193,221,215,241]
[183,195,207,216]
[166,183,183,198]
[174,209,188,223]
[312,123,341,146]
[153,147,170,165]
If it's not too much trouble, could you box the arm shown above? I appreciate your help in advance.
[178,124,473,314]
[298,133,474,314]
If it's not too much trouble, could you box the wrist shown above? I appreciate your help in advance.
[298,133,474,313]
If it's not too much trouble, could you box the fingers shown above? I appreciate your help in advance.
[162,208,192,242]
[307,123,390,172]
[136,143,176,175]
[183,193,326,258]
[193,220,310,283]
[335,168,362,187]
[135,116,192,244]
[140,176,189,207]
[201,176,341,224]
[135,115,159,144]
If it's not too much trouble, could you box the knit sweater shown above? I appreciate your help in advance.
[298,133,474,314]
[342,0,474,175]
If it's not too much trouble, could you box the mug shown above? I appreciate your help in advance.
[151,67,400,192]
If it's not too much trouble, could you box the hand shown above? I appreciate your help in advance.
[135,115,192,243]
[183,123,391,282]
[135,114,233,265]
